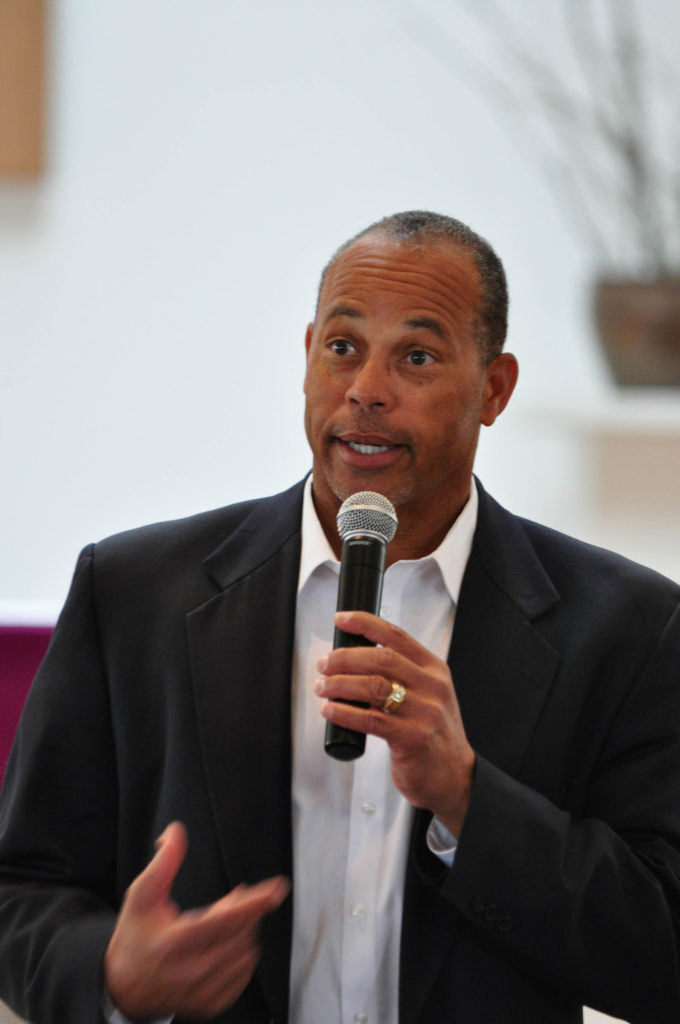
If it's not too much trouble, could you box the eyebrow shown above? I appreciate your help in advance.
[403,316,446,340]
[324,304,364,323]
[323,307,446,340]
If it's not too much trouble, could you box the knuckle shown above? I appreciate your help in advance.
[384,620,405,643]
[366,708,387,734]
[368,674,388,700]
[376,646,398,673]
[434,668,453,692]
[419,667,451,700]
[153,931,177,968]
[435,680,456,711]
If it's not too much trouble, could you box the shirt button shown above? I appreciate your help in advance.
[381,605,392,618]
[351,904,367,919]
[361,801,376,816]
[354,1014,369,1023]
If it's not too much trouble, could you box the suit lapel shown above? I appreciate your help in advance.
[400,483,561,1024]
[186,481,304,1022]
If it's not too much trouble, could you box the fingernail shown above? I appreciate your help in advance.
[316,654,329,671]
[313,678,326,695]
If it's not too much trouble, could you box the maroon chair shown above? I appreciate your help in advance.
[0,626,52,785]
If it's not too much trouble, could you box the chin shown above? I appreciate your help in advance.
[331,474,412,510]
[314,449,415,510]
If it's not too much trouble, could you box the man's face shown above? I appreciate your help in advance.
[304,234,516,552]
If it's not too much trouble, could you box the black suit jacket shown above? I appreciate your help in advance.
[1,478,680,1024]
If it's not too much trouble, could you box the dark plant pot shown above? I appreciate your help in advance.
[594,277,680,386]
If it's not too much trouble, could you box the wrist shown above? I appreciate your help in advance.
[436,749,475,839]
[102,987,163,1024]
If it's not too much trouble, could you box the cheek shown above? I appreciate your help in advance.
[303,365,320,408]
[304,380,325,424]
[303,375,335,446]
[305,365,345,413]
[422,392,482,453]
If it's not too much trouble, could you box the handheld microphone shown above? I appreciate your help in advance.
[324,491,398,761]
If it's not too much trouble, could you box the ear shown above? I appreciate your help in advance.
[480,353,519,427]
[303,323,314,395]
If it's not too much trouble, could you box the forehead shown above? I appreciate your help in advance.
[318,236,481,330]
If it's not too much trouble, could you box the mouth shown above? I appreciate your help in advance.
[333,432,407,469]
[345,441,397,455]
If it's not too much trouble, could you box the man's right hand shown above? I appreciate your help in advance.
[103,821,289,1020]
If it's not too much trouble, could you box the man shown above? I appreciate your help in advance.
[1,211,680,1024]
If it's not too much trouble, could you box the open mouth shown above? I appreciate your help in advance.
[334,435,407,467]
[346,441,397,455]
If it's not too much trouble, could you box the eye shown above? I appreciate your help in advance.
[405,349,434,366]
[329,339,357,356]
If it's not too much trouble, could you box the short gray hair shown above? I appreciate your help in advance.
[316,210,508,363]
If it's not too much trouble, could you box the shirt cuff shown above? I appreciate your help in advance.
[426,815,458,869]
[102,988,173,1024]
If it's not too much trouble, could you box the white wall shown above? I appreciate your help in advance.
[1,0,677,619]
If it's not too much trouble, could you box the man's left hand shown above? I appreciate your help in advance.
[315,610,475,838]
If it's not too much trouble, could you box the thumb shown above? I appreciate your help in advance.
[128,821,188,912]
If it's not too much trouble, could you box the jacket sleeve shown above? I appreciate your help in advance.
[442,600,680,1024]
[0,547,119,1023]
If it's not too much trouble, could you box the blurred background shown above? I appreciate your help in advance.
[2,0,679,622]
[1,2,679,1021]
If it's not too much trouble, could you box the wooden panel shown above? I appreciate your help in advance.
[0,0,45,176]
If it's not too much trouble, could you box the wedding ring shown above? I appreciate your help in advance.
[382,681,406,713]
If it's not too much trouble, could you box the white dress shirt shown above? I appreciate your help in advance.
[289,477,477,1024]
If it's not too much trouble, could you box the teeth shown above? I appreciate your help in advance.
[348,442,394,455]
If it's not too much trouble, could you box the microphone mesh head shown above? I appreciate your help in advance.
[336,491,398,544]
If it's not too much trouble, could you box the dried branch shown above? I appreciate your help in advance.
[391,0,680,276]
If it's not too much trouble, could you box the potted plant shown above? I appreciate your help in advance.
[404,0,680,385]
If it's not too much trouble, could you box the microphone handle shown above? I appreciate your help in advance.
[324,535,386,761]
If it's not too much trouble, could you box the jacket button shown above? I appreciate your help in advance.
[483,903,498,923]
[471,894,486,914]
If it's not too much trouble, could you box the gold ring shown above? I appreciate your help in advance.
[382,681,406,714]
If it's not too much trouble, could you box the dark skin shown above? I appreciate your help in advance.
[104,233,518,1018]
[304,234,517,564]
[305,234,517,837]
[104,824,289,1019]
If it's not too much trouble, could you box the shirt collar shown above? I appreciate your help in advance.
[298,475,478,606]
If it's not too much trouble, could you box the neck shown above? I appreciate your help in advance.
[311,482,470,567]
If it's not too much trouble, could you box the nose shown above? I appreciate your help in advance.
[345,357,394,411]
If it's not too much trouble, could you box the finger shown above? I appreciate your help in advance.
[318,639,424,693]
[127,821,188,913]
[171,875,290,951]
[206,875,290,926]
[183,943,262,1019]
[333,611,434,666]
[320,694,407,740]
[314,672,394,706]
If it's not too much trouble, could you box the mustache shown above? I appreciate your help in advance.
[330,416,412,447]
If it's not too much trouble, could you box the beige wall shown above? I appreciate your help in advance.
[0,1002,25,1024]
